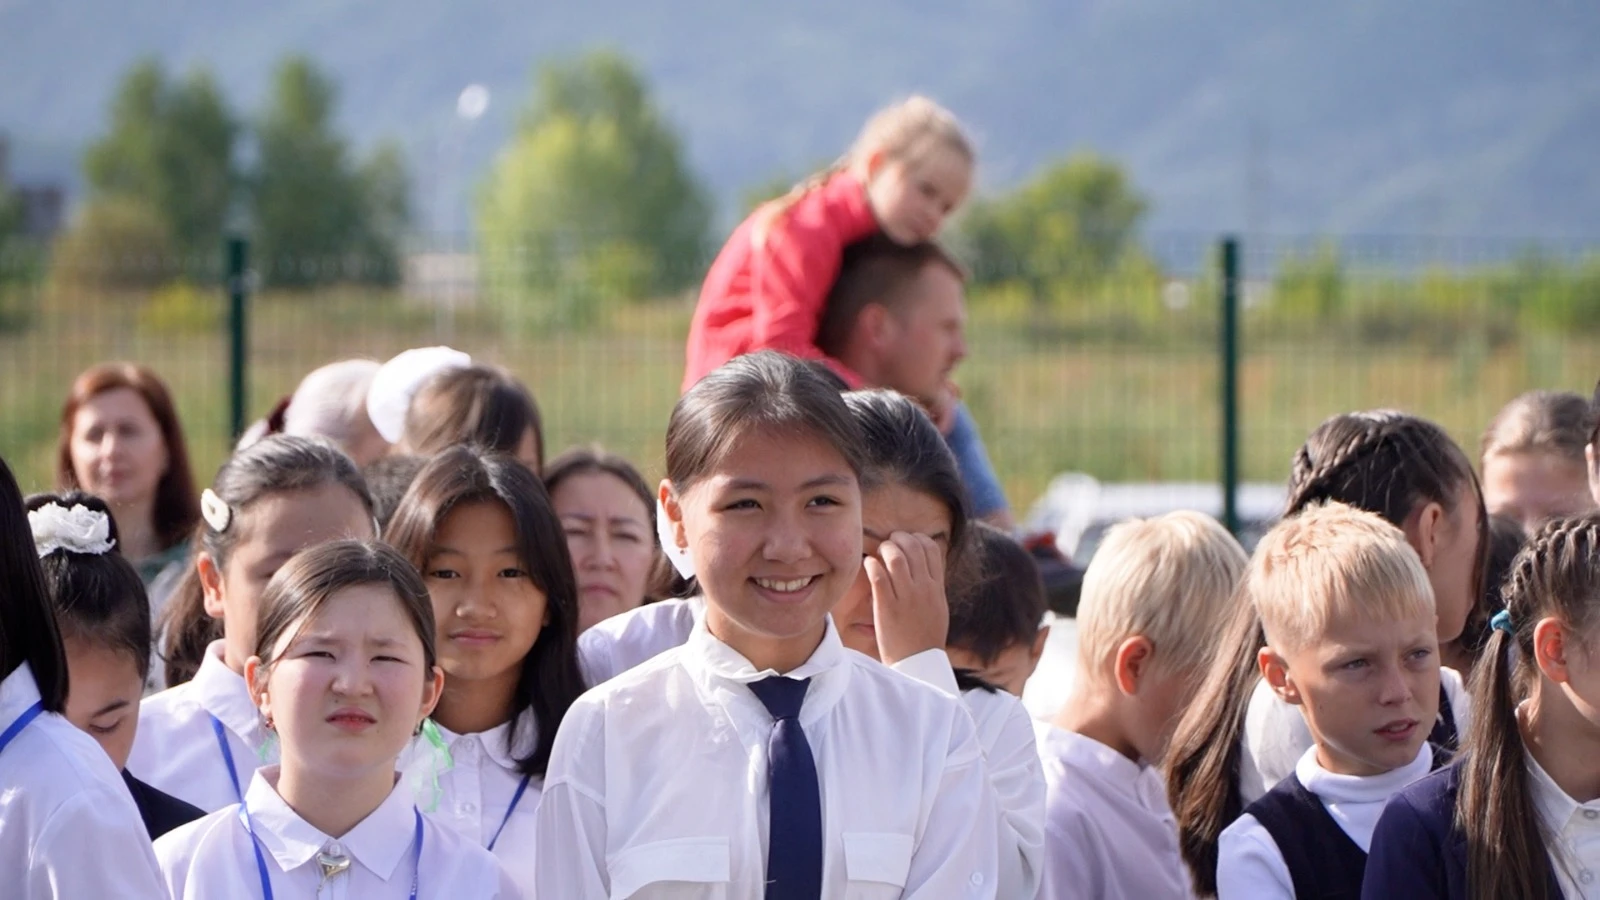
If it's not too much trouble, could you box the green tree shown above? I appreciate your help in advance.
[479,49,711,328]
[83,59,237,274]
[961,153,1149,306]
[252,55,409,288]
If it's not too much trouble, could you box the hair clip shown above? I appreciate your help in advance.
[1490,609,1515,637]
[201,488,233,533]
[29,502,116,557]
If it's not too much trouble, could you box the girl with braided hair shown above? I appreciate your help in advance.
[1363,512,1600,899]
[1166,410,1486,897]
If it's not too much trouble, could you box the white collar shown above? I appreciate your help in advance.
[1527,749,1600,833]
[681,615,852,727]
[1294,742,1434,803]
[0,662,43,725]
[244,766,418,881]
[194,640,267,748]
[1047,729,1168,810]
[432,714,538,772]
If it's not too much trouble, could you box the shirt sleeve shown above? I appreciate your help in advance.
[943,404,1010,519]
[576,627,616,688]
[1216,814,1295,900]
[892,649,962,696]
[976,695,1047,900]
[1360,794,1450,900]
[30,787,167,899]
[903,707,1000,898]
[1240,681,1314,805]
[748,226,866,388]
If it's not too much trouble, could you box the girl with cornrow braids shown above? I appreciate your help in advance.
[1167,410,1486,896]
[1363,512,1600,899]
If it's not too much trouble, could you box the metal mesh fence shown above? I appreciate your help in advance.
[4,232,1598,519]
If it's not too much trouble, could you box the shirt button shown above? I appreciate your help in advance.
[969,873,984,887]
[1582,870,1595,885]
[1585,810,1599,821]
[463,802,477,814]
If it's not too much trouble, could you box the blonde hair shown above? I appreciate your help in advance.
[1075,511,1248,684]
[754,95,974,246]
[1250,502,1435,653]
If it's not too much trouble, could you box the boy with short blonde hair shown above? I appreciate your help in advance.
[1039,511,1248,900]
[1216,502,1440,900]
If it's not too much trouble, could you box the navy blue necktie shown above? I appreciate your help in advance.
[748,676,823,900]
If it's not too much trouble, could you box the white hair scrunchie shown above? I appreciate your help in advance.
[201,488,233,533]
[29,502,116,557]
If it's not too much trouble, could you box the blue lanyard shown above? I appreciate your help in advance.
[486,773,533,851]
[209,713,245,804]
[0,701,43,756]
[240,805,424,900]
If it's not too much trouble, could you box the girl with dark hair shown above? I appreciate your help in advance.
[152,541,515,898]
[831,388,1046,899]
[0,457,167,897]
[384,445,586,894]
[132,436,376,812]
[1363,512,1600,899]
[28,490,204,839]
[1481,389,1596,532]
[1166,410,1485,896]
[535,352,995,896]
[57,362,202,614]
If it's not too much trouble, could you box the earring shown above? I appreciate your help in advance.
[264,713,275,732]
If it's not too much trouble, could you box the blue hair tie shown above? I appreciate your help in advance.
[1490,609,1515,636]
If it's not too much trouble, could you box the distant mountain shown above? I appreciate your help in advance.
[2,0,1597,239]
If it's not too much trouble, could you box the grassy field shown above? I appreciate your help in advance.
[5,278,1599,519]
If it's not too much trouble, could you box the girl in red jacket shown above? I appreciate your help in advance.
[683,95,975,392]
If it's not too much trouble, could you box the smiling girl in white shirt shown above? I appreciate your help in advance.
[131,436,377,812]
[0,455,167,898]
[154,539,515,898]
[385,445,587,892]
[535,351,998,898]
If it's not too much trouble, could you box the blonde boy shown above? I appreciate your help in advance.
[1216,502,1440,900]
[1038,511,1248,900]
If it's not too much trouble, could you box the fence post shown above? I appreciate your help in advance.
[226,236,249,442]
[1220,236,1241,537]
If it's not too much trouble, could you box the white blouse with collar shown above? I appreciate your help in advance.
[155,766,517,899]
[1528,749,1600,898]
[576,595,704,686]
[399,714,541,893]
[0,662,168,898]
[128,639,276,812]
[536,618,999,898]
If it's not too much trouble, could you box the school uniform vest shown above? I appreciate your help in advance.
[1250,745,1452,899]
[1247,772,1370,899]
[1429,684,1457,750]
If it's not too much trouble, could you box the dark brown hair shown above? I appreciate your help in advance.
[0,455,69,712]
[363,454,429,532]
[400,365,545,472]
[250,540,437,689]
[56,362,200,552]
[816,236,967,359]
[1166,409,1487,896]
[27,492,152,680]
[949,522,1047,665]
[843,388,976,598]
[1459,512,1600,900]
[160,436,374,686]
[665,350,866,493]
[384,446,585,778]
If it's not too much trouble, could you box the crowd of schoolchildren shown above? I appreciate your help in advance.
[2,95,1599,900]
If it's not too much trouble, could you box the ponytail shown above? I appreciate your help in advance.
[1165,594,1264,897]
[1457,513,1600,900]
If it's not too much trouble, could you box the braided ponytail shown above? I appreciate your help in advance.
[1458,513,1600,900]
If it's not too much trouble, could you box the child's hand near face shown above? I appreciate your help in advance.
[864,531,948,665]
